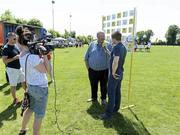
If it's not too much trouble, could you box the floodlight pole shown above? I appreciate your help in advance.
[69,14,72,33]
[52,0,55,31]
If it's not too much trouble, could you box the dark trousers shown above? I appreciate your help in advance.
[105,74,123,117]
[88,68,108,100]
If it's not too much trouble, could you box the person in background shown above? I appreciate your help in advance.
[100,31,127,120]
[145,41,152,52]
[84,31,112,105]
[134,40,138,52]
[2,32,26,105]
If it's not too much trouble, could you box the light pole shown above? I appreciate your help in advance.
[52,0,55,31]
[69,14,72,33]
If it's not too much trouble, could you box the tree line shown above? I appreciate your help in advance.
[1,10,180,45]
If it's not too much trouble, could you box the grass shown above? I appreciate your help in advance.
[0,46,180,135]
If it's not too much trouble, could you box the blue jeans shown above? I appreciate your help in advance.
[105,73,123,118]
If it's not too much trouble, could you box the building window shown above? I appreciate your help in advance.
[122,28,127,33]
[129,10,134,16]
[106,36,110,40]
[102,23,106,28]
[107,15,111,20]
[123,11,128,17]
[107,22,111,27]
[129,19,134,24]
[129,27,133,33]
[122,20,127,25]
[102,16,106,21]
[107,29,110,34]
[117,28,121,32]
[111,29,115,33]
[117,13,121,18]
[112,21,116,27]
[117,21,121,26]
[112,14,116,20]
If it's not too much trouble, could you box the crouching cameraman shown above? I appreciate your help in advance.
[16,26,50,135]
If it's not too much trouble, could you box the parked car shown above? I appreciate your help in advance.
[67,37,76,47]
[52,37,68,48]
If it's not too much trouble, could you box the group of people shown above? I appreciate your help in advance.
[1,28,127,135]
[85,31,127,120]
[1,26,53,135]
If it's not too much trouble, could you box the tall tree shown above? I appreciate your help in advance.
[15,18,27,24]
[87,35,94,44]
[27,18,43,27]
[70,31,76,38]
[48,29,61,38]
[165,25,179,45]
[136,30,154,44]
[0,10,16,23]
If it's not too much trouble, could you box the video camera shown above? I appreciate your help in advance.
[16,26,55,55]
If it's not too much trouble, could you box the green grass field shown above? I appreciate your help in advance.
[0,46,180,135]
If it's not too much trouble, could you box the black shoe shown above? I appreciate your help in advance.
[19,130,27,135]
[18,128,29,135]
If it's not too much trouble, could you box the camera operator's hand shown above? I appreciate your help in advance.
[39,46,47,55]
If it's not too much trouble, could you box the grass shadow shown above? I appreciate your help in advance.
[0,103,20,128]
[103,113,141,135]
[0,83,9,91]
[3,84,22,95]
[86,101,104,119]
[87,102,151,135]
[128,108,151,135]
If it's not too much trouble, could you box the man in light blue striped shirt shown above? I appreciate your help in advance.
[84,32,112,105]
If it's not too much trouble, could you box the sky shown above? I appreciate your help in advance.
[0,0,180,40]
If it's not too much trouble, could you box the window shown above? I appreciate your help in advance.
[102,16,106,21]
[117,28,121,32]
[112,21,116,27]
[107,15,111,20]
[122,28,127,33]
[117,13,121,18]
[129,10,134,16]
[107,29,110,34]
[106,36,110,40]
[129,27,133,33]
[123,11,128,17]
[122,20,127,25]
[112,14,116,20]
[102,23,106,28]
[129,19,134,24]
[111,29,115,33]
[117,21,121,26]
[107,22,111,27]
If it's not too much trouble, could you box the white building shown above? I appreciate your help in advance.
[102,8,136,41]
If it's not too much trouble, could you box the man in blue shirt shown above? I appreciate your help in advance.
[100,31,127,120]
[84,32,112,105]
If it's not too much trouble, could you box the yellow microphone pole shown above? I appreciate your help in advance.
[121,7,137,110]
